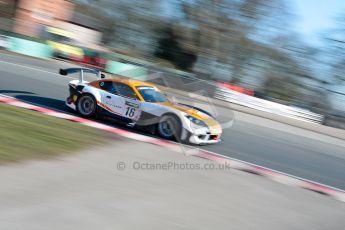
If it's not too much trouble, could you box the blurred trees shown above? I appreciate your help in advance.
[165,0,315,104]
[324,16,345,85]
[155,25,197,70]
[73,0,336,111]
[75,0,164,55]
[317,15,345,115]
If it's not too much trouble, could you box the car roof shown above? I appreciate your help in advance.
[98,78,157,88]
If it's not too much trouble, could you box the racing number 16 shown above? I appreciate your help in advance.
[125,107,136,118]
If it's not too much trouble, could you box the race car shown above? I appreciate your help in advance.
[60,68,222,145]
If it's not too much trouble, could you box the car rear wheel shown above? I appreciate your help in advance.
[157,115,181,141]
[77,94,97,117]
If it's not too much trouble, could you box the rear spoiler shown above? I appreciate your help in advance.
[59,68,105,83]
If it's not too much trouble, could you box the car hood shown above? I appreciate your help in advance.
[158,102,222,133]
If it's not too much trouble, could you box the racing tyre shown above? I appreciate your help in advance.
[76,94,97,118]
[157,114,182,141]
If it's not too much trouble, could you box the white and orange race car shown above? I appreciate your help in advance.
[60,68,222,145]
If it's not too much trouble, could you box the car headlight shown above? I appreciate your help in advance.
[186,115,207,128]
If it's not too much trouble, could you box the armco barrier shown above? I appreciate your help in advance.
[214,86,324,124]
[136,68,324,124]
[6,37,53,59]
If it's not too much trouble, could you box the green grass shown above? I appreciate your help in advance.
[0,104,112,163]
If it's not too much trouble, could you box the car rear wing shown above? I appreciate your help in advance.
[59,68,105,83]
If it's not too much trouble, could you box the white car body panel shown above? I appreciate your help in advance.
[64,71,222,145]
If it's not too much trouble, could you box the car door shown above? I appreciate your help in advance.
[99,81,124,117]
[99,81,141,121]
[114,83,142,121]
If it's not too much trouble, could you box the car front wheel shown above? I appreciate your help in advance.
[157,115,181,141]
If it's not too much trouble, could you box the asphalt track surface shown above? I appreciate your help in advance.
[2,140,345,230]
[1,53,345,190]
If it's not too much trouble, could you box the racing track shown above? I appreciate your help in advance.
[1,53,345,190]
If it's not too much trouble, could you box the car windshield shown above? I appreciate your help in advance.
[136,86,167,102]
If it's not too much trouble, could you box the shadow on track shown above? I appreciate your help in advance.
[16,95,68,112]
[0,90,67,112]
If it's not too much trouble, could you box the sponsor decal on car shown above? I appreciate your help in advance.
[125,101,140,109]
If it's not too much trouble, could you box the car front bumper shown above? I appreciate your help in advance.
[188,132,222,145]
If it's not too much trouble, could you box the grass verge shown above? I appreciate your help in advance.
[0,104,112,163]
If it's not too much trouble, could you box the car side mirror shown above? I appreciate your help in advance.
[59,69,67,76]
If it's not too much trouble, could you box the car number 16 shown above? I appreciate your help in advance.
[125,106,136,117]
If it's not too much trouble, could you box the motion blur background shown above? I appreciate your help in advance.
[1,0,344,127]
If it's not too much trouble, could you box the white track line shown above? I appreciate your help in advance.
[0,60,74,79]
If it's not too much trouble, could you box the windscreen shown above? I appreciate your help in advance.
[136,86,167,102]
